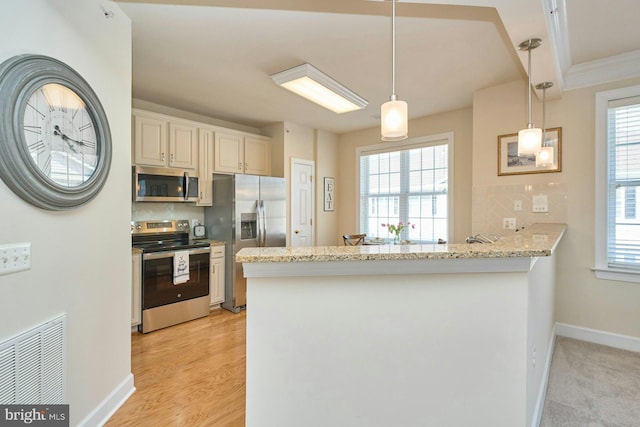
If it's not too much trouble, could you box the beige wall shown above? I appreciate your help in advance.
[0,1,132,424]
[264,122,339,246]
[315,130,340,245]
[337,108,474,243]
[473,77,640,339]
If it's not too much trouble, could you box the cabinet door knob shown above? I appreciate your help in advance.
[294,229,300,234]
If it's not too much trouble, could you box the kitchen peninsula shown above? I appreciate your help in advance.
[237,223,566,427]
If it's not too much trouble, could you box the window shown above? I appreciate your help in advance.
[358,133,453,243]
[595,85,640,282]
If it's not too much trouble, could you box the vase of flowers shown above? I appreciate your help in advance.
[381,221,414,244]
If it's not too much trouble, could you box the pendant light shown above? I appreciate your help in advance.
[517,38,542,156]
[535,81,554,167]
[381,0,408,141]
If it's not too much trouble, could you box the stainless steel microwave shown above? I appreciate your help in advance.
[133,166,199,202]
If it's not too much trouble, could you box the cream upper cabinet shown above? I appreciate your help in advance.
[214,132,244,174]
[244,136,271,175]
[134,115,167,167]
[214,132,271,176]
[168,122,198,169]
[133,109,271,178]
[196,128,214,206]
[133,111,197,169]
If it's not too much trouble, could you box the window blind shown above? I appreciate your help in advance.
[607,96,640,269]
[359,140,449,243]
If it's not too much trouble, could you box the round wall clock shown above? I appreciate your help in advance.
[0,54,112,210]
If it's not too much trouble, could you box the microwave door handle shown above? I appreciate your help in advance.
[184,172,189,200]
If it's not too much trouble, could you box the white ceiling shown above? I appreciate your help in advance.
[113,0,640,134]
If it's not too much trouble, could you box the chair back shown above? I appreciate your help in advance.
[343,234,366,246]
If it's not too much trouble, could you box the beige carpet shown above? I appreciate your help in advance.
[540,336,640,427]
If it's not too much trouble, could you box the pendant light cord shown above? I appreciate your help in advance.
[541,85,546,144]
[391,0,397,100]
[527,45,532,126]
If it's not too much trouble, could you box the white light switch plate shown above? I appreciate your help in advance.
[532,194,548,213]
[0,242,31,275]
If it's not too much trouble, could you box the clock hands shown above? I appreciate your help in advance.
[53,125,82,153]
[53,125,84,146]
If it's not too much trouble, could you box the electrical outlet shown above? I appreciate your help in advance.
[514,200,522,211]
[532,194,549,213]
[0,242,31,276]
[503,218,516,230]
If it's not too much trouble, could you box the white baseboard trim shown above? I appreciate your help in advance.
[78,373,136,427]
[556,323,640,353]
[530,325,557,427]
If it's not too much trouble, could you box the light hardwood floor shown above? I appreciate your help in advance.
[106,309,246,427]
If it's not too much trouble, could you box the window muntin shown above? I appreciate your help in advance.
[359,136,451,243]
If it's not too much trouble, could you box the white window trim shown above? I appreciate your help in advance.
[355,132,455,242]
[594,84,640,283]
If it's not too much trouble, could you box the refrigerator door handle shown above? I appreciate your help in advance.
[260,200,267,247]
[256,200,262,247]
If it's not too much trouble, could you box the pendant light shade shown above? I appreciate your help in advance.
[536,146,554,167]
[517,38,542,156]
[381,0,408,141]
[535,81,554,167]
[518,127,543,156]
[381,96,408,141]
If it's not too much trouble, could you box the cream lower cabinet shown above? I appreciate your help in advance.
[214,132,271,176]
[210,245,225,307]
[131,253,141,327]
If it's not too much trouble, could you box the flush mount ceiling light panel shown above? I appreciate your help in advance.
[270,63,368,114]
[517,38,542,156]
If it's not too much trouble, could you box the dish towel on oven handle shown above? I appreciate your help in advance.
[173,250,190,285]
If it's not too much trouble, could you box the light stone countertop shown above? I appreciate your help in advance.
[236,223,566,263]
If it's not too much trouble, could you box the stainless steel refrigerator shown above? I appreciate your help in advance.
[204,173,286,313]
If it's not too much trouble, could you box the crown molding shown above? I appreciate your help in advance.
[545,0,640,92]
[564,49,640,91]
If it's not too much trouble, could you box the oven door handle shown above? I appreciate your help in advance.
[143,247,211,260]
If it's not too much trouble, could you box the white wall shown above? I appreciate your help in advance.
[0,1,132,425]
[472,77,640,339]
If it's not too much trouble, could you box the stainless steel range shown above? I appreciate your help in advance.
[132,219,211,333]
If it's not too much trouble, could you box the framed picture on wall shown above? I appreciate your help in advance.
[324,177,335,211]
[498,127,562,176]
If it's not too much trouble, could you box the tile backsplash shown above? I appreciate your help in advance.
[472,183,567,236]
[131,202,204,224]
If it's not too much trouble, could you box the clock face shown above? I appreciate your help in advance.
[22,83,99,187]
[0,54,112,210]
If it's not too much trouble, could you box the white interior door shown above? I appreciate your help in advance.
[291,159,314,247]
